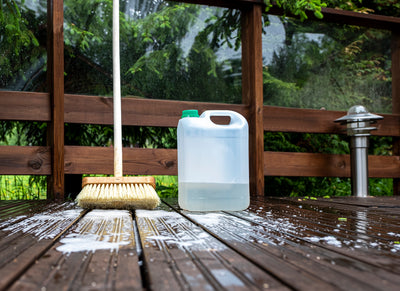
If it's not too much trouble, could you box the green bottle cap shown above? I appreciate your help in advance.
[181,109,199,118]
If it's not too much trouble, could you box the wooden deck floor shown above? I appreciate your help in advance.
[1,196,400,290]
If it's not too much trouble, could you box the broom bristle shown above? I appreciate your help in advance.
[75,177,160,209]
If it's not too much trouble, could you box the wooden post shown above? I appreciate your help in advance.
[241,4,264,196]
[47,0,65,200]
[392,31,400,196]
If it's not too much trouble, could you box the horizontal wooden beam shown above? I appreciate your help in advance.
[263,106,400,136]
[0,146,51,175]
[0,146,176,176]
[264,151,400,178]
[64,146,177,175]
[1,146,398,178]
[64,94,248,127]
[0,91,50,122]
[2,91,398,136]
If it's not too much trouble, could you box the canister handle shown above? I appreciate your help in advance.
[201,110,248,127]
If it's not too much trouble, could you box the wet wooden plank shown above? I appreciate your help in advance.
[136,204,286,291]
[245,198,400,274]
[7,209,142,291]
[304,196,400,208]
[273,197,400,224]
[2,197,400,290]
[243,197,400,286]
[165,198,400,290]
[0,202,85,291]
[0,201,48,221]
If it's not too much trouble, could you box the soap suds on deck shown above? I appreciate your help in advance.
[56,209,134,254]
[136,210,227,252]
[2,204,81,240]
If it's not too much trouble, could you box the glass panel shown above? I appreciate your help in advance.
[0,120,47,200]
[0,175,47,200]
[0,0,47,91]
[64,0,242,104]
[262,16,391,113]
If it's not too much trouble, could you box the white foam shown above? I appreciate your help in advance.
[3,207,82,240]
[56,235,129,253]
[137,210,227,252]
[188,213,226,227]
[304,235,343,247]
[136,209,181,219]
[85,209,131,219]
[56,210,134,254]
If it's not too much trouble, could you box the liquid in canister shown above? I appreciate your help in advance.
[177,110,249,211]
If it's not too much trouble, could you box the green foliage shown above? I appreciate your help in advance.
[61,2,242,103]
[265,132,349,154]
[264,0,326,20]
[262,12,392,196]
[0,0,46,90]
[64,124,177,149]
[0,175,46,200]
[155,176,178,198]
[0,121,47,146]
[266,176,392,197]
[263,0,400,18]
[264,19,391,112]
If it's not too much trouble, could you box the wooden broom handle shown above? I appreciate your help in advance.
[113,0,123,178]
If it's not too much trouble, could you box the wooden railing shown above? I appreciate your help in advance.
[1,93,400,186]
[1,0,400,199]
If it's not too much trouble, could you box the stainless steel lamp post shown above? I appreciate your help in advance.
[335,105,383,197]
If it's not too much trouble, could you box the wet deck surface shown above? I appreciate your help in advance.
[1,196,400,290]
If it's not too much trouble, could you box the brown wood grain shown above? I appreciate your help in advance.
[392,32,400,195]
[263,106,399,136]
[1,146,399,178]
[2,92,397,136]
[0,203,84,291]
[0,92,50,121]
[0,146,51,175]
[2,197,400,290]
[64,146,178,175]
[246,197,400,287]
[7,208,141,291]
[242,4,265,196]
[264,151,400,178]
[64,94,248,127]
[136,204,284,290]
[46,0,65,200]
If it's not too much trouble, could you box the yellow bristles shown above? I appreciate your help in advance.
[75,177,160,210]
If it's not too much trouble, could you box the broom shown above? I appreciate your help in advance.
[75,0,160,210]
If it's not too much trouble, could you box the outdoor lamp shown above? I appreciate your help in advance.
[335,105,383,197]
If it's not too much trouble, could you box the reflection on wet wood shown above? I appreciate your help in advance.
[0,197,400,290]
[0,202,85,290]
[136,205,284,290]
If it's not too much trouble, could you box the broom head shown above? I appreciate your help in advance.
[76,176,160,209]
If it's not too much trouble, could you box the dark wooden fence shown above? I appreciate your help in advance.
[1,0,400,199]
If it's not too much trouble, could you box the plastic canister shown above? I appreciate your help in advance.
[177,110,249,211]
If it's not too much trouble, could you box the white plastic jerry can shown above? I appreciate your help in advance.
[177,110,250,211]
